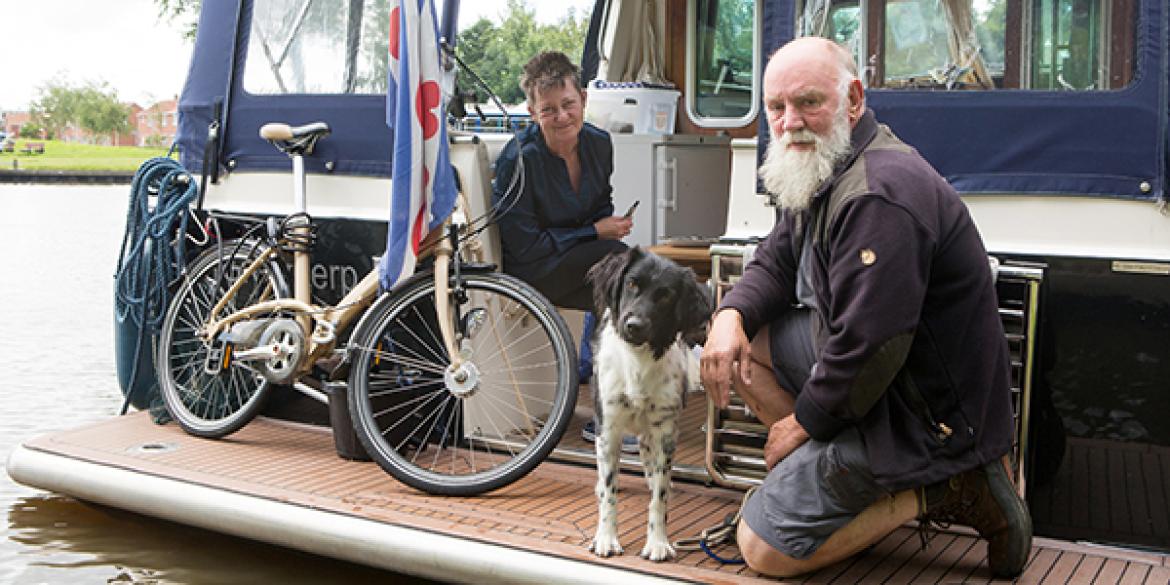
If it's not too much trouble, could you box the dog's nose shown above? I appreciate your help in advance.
[623,316,646,338]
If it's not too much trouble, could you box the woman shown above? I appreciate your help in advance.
[491,51,634,450]
[492,51,631,311]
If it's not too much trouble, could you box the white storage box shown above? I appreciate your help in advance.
[585,80,680,135]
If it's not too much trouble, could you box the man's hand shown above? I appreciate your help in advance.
[595,215,633,240]
[763,415,810,470]
[700,309,752,408]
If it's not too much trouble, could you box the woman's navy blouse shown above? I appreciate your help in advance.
[491,122,615,282]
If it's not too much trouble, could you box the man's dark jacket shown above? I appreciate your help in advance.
[721,109,1014,492]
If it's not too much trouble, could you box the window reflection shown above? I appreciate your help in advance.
[1031,0,1100,90]
[796,0,1133,91]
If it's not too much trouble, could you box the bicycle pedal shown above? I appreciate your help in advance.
[204,341,232,375]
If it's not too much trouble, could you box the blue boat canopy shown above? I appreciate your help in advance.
[179,0,1168,202]
[178,0,397,178]
[763,0,1167,201]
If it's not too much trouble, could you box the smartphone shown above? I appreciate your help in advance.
[623,200,640,218]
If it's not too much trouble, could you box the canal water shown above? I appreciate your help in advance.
[0,185,432,584]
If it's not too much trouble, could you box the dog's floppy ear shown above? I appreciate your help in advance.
[676,269,713,347]
[587,247,637,316]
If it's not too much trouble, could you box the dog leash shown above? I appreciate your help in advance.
[673,486,757,565]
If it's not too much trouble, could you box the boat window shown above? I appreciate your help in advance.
[685,0,760,128]
[796,0,1135,91]
[244,0,390,95]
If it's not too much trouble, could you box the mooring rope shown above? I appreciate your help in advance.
[113,153,198,414]
[673,486,757,564]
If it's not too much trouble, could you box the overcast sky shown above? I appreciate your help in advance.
[0,0,592,112]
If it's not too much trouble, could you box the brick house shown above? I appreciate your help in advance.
[3,111,36,138]
[2,97,179,146]
[134,98,179,147]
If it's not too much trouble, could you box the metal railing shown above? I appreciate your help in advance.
[705,245,1044,496]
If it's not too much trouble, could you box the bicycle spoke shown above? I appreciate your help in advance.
[374,387,444,426]
[473,390,549,439]
[365,376,445,399]
[401,305,449,365]
[387,391,448,452]
[454,399,467,473]
[361,347,448,377]
[469,392,520,457]
[477,361,562,377]
[475,380,559,410]
[415,393,453,466]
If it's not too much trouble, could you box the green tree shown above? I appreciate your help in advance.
[155,0,202,40]
[19,122,47,140]
[76,85,132,141]
[30,77,82,139]
[30,79,130,143]
[454,0,589,105]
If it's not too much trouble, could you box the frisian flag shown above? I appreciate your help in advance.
[380,0,458,291]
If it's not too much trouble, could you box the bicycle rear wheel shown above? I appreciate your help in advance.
[348,271,577,496]
[156,240,289,438]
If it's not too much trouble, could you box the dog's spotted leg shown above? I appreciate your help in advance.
[639,411,678,561]
[590,415,624,557]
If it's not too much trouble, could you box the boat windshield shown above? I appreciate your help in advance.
[244,0,391,95]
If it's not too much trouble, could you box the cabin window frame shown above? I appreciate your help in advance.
[796,0,1135,92]
[684,0,762,129]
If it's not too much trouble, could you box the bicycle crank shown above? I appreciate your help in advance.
[220,318,306,383]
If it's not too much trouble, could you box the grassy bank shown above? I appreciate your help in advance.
[0,139,171,171]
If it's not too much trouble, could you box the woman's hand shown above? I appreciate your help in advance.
[594,215,633,240]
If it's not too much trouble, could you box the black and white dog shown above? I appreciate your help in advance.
[585,247,712,561]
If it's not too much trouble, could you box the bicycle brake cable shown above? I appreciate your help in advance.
[441,41,527,246]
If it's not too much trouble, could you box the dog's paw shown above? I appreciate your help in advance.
[640,538,676,562]
[589,531,624,558]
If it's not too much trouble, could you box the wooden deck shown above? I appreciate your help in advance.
[12,404,1170,583]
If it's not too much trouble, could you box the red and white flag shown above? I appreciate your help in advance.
[381,0,457,290]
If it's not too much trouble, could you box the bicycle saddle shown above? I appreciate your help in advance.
[259,121,331,156]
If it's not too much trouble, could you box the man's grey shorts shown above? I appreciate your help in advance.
[742,309,889,560]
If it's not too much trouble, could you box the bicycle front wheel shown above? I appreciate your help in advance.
[348,271,577,496]
[156,241,288,438]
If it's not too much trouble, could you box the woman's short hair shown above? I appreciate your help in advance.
[520,51,582,104]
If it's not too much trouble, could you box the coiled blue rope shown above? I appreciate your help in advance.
[114,154,199,414]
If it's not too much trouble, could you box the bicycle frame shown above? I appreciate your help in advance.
[197,146,463,386]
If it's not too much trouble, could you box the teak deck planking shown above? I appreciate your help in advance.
[19,400,1170,584]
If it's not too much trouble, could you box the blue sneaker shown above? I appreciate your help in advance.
[582,419,639,454]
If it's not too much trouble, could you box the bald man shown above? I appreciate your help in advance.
[700,37,1031,578]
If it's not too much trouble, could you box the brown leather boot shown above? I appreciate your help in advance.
[921,458,1032,578]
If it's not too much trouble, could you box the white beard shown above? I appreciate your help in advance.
[758,106,853,212]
